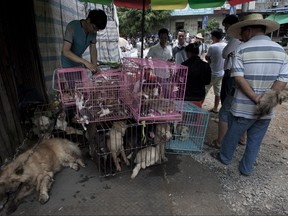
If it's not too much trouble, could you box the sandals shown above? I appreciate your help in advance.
[238,141,246,146]
[210,151,226,165]
[209,109,219,114]
[206,140,221,149]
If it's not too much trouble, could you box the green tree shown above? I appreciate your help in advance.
[117,8,171,37]
[206,18,220,32]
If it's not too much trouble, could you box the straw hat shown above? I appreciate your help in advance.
[227,13,280,39]
[195,33,204,39]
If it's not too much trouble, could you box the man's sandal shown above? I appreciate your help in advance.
[206,140,221,149]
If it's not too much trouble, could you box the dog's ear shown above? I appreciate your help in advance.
[15,166,24,175]
[278,90,288,105]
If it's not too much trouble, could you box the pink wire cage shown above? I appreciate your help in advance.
[74,69,132,123]
[121,57,188,124]
[55,67,89,107]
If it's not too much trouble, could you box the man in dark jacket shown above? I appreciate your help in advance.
[182,43,211,105]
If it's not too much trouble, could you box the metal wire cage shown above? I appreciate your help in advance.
[121,57,188,124]
[55,67,89,107]
[74,70,132,125]
[32,103,88,148]
[166,101,210,153]
[87,119,173,178]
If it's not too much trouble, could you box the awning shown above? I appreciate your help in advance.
[266,14,288,25]
[79,0,226,10]
[228,0,254,6]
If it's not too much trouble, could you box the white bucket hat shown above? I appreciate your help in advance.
[227,13,280,39]
[195,33,204,39]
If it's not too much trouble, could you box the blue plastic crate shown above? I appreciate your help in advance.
[166,101,210,153]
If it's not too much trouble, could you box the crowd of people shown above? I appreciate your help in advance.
[60,9,288,177]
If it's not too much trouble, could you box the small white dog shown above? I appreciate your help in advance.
[106,120,130,172]
[130,123,172,179]
[176,125,190,141]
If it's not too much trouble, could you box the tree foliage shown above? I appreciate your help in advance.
[206,18,220,32]
[117,8,171,38]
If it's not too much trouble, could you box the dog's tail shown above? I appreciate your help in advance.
[131,164,141,179]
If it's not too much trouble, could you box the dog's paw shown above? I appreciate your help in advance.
[77,159,86,168]
[116,165,122,172]
[70,163,79,171]
[39,193,49,204]
[160,156,168,163]
[7,202,18,215]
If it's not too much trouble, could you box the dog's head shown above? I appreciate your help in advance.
[156,123,172,141]
[176,125,190,141]
[0,163,25,210]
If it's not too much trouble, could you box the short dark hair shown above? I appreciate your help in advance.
[185,43,199,55]
[158,28,169,37]
[88,9,107,30]
[178,29,186,34]
[222,15,239,25]
[211,28,224,39]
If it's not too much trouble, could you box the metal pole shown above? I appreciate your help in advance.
[241,2,249,13]
[141,0,145,58]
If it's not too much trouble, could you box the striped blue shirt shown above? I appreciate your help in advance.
[230,35,288,119]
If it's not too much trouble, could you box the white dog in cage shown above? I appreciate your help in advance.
[106,120,130,172]
[75,91,93,130]
[176,124,190,141]
[130,123,172,179]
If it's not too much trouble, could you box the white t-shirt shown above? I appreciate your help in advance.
[206,41,227,77]
[146,43,172,61]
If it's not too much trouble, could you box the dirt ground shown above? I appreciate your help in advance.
[200,89,288,215]
[203,89,288,146]
[5,87,288,216]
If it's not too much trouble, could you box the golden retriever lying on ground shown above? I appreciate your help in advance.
[0,138,85,215]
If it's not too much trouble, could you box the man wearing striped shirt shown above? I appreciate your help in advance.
[212,14,288,176]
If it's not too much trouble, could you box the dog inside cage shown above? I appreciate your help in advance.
[166,102,210,153]
[86,119,173,178]
[31,103,88,148]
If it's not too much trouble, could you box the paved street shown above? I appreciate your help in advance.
[12,151,232,215]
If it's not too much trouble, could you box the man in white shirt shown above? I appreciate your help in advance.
[172,29,187,65]
[146,28,172,61]
[205,28,227,113]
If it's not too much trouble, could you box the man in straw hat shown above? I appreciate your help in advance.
[211,13,288,176]
[194,33,208,60]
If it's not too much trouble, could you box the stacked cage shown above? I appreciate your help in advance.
[74,70,132,126]
[55,67,89,107]
[87,119,173,178]
[121,58,188,124]
[32,103,88,148]
[166,101,210,153]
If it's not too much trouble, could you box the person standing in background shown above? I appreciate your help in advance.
[172,29,187,65]
[209,15,244,149]
[146,28,172,61]
[193,33,207,61]
[205,28,227,113]
[61,9,107,74]
[182,43,211,105]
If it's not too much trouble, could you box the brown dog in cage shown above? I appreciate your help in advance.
[0,138,85,215]
[106,120,130,172]
[130,123,172,179]
[255,88,288,118]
